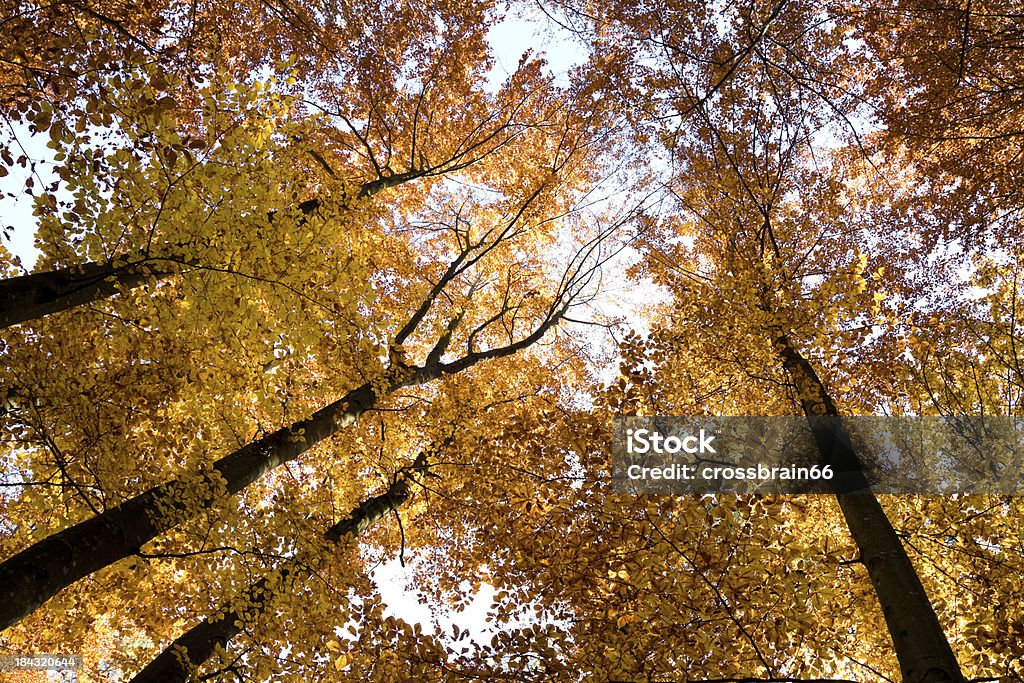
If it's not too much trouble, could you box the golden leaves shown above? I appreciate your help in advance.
[333,652,351,671]
[3,1,1024,682]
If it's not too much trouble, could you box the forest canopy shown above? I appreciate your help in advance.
[1,0,1023,681]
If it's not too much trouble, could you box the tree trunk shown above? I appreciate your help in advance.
[0,259,175,329]
[129,450,432,683]
[773,333,965,683]
[0,300,562,630]
[0,368,404,630]
[0,172,422,331]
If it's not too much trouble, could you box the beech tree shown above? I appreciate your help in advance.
[3,0,1024,681]
[0,110,617,625]
[514,0,1021,680]
[1,0,623,662]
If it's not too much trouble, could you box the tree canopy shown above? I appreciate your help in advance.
[1,0,1023,681]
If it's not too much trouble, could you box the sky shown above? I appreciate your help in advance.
[485,5,589,89]
[0,122,52,269]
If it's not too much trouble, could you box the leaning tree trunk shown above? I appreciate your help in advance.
[130,449,434,683]
[0,361,426,630]
[0,302,561,630]
[774,332,965,683]
[0,259,178,329]
[0,371,379,630]
[0,172,421,331]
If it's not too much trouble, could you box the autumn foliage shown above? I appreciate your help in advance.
[1,0,1023,682]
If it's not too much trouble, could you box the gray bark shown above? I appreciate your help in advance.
[129,451,431,683]
[0,302,564,630]
[0,259,175,329]
[0,172,421,330]
[774,333,965,683]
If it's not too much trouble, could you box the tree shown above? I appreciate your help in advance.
[1,0,630,669]
[0,133,615,627]
[543,0,1014,679]
[3,0,1023,680]
[129,440,441,683]
[633,99,965,681]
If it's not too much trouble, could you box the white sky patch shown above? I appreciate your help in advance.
[1,122,54,270]
[372,558,495,632]
[485,6,590,90]
[368,555,565,664]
